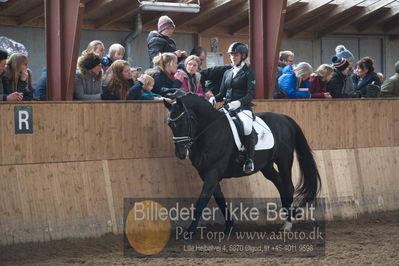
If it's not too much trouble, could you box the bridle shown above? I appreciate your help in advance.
[167,102,196,149]
[167,101,225,151]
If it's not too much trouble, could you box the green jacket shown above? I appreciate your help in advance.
[139,90,162,100]
[381,73,399,97]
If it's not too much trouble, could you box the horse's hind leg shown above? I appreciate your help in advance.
[261,158,295,231]
[213,183,234,233]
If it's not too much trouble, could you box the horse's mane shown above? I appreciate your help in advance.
[179,94,221,119]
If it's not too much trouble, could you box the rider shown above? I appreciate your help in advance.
[215,42,256,174]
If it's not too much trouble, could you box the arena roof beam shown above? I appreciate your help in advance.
[173,0,234,26]
[228,15,248,35]
[250,0,287,99]
[357,5,399,32]
[315,0,396,38]
[18,3,43,25]
[286,0,307,12]
[382,14,399,32]
[94,1,140,28]
[198,1,248,33]
[286,0,366,38]
[284,0,335,29]
[0,0,20,12]
[84,0,113,17]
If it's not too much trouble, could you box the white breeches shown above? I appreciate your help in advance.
[237,110,253,135]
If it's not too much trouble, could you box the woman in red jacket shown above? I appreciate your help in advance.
[309,64,333,98]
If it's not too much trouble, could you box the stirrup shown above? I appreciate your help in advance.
[243,159,254,174]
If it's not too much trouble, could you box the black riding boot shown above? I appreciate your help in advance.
[243,130,256,174]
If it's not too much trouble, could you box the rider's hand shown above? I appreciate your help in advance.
[208,96,216,107]
[205,91,214,99]
[227,100,241,111]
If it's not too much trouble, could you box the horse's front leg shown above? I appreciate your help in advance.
[187,170,219,236]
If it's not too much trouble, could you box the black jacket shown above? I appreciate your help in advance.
[215,64,255,110]
[101,79,142,100]
[327,69,359,98]
[152,68,182,97]
[147,31,178,65]
[1,76,33,101]
[200,64,232,95]
[352,71,381,98]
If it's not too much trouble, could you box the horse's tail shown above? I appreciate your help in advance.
[289,117,321,207]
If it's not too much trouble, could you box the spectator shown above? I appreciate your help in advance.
[34,67,47,100]
[102,43,125,71]
[101,60,141,100]
[377,72,385,84]
[335,45,355,95]
[82,40,105,58]
[74,52,103,100]
[175,55,206,98]
[277,62,312,99]
[2,53,33,101]
[147,16,187,65]
[328,56,359,98]
[277,50,294,77]
[135,74,172,103]
[381,60,399,97]
[151,52,183,96]
[1,49,23,101]
[190,46,207,69]
[352,57,381,98]
[309,64,333,99]
[130,67,141,83]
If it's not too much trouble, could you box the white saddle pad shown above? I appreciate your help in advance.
[222,108,274,151]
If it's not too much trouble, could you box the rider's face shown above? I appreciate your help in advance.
[229,53,242,65]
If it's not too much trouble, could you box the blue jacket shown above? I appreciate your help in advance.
[282,65,293,74]
[34,67,47,100]
[278,72,311,99]
[281,65,310,88]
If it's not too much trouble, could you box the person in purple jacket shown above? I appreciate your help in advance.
[277,62,313,99]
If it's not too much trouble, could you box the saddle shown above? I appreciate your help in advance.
[221,108,275,152]
[230,113,258,147]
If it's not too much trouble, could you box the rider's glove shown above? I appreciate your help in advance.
[227,100,241,111]
[208,96,216,107]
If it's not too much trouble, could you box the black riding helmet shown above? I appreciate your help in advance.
[227,42,248,61]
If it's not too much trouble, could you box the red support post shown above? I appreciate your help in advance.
[249,0,287,99]
[45,0,84,101]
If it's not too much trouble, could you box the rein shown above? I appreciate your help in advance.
[168,103,226,148]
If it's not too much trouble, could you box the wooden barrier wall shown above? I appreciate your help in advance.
[0,99,398,245]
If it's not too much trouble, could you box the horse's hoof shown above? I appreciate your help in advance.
[281,221,292,231]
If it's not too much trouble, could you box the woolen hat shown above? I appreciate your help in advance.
[158,16,175,33]
[335,45,355,62]
[336,49,354,62]
[83,53,101,70]
[332,56,349,72]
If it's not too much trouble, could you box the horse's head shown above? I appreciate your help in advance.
[164,97,198,160]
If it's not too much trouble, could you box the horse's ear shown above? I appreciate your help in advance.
[163,99,172,110]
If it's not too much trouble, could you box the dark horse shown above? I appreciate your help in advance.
[164,94,321,234]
